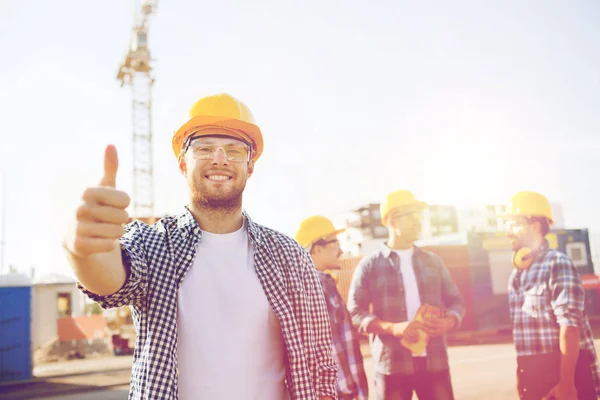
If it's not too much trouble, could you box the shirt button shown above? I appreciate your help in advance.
[186,255,192,261]
[193,228,199,235]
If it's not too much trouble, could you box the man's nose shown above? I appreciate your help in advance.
[211,148,229,165]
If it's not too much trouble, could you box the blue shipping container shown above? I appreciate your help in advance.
[0,286,32,383]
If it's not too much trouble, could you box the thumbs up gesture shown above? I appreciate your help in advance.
[64,145,131,257]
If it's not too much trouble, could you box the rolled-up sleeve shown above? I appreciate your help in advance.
[347,257,376,334]
[550,254,585,327]
[301,252,338,398]
[77,221,148,310]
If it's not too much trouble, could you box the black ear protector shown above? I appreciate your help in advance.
[512,247,543,269]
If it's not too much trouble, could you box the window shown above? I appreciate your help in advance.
[439,225,455,234]
[345,214,362,228]
[436,209,453,220]
[373,226,388,238]
[566,242,588,267]
[57,293,72,317]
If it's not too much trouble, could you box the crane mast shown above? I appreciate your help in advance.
[116,0,157,217]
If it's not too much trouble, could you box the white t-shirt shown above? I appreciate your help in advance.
[177,224,289,399]
[392,247,426,357]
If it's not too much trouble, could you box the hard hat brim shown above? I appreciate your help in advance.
[172,115,264,160]
[331,227,346,237]
[381,201,428,224]
[498,212,554,225]
[310,228,346,247]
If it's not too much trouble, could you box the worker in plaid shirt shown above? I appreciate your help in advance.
[502,191,600,400]
[348,190,465,400]
[296,216,369,400]
[63,93,338,400]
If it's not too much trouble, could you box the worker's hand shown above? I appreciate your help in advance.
[63,145,131,257]
[391,321,423,342]
[422,315,457,337]
[542,381,577,400]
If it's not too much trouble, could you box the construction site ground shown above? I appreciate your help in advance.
[0,355,132,400]
[2,328,600,400]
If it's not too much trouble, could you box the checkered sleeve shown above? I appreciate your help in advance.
[549,254,585,327]
[302,251,339,398]
[434,254,466,326]
[347,257,377,334]
[77,221,148,309]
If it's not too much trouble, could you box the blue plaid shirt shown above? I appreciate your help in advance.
[347,245,465,375]
[508,241,600,396]
[318,271,369,400]
[77,209,338,400]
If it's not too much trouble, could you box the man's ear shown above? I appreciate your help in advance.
[179,154,187,176]
[247,159,255,177]
[311,246,321,257]
[531,219,543,236]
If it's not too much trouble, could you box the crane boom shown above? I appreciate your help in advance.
[116,0,157,217]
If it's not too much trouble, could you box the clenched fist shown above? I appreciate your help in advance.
[64,145,131,257]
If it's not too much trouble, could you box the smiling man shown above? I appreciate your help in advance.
[502,191,600,400]
[63,93,338,400]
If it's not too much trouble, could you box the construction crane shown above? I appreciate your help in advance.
[116,0,157,217]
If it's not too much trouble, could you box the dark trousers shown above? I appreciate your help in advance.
[375,358,455,400]
[516,350,596,400]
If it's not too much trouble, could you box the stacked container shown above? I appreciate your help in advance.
[0,274,32,383]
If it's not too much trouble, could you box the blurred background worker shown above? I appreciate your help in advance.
[347,190,465,400]
[296,215,369,400]
[502,191,600,400]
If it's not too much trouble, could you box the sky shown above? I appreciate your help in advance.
[1,0,599,279]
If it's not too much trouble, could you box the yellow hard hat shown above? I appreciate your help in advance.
[295,216,345,249]
[380,190,427,225]
[501,191,554,224]
[171,93,264,161]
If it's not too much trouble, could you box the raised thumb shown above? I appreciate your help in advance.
[99,144,119,188]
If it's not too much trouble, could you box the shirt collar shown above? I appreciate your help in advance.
[379,242,419,259]
[175,206,264,246]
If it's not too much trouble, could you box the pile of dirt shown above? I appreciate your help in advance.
[34,337,113,365]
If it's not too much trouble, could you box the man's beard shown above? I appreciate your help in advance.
[190,176,246,212]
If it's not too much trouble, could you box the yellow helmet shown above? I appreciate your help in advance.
[295,216,345,249]
[502,191,553,223]
[171,93,264,161]
[380,190,427,225]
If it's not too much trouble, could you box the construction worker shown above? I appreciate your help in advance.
[62,93,338,400]
[295,216,369,400]
[347,190,465,400]
[501,191,600,400]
